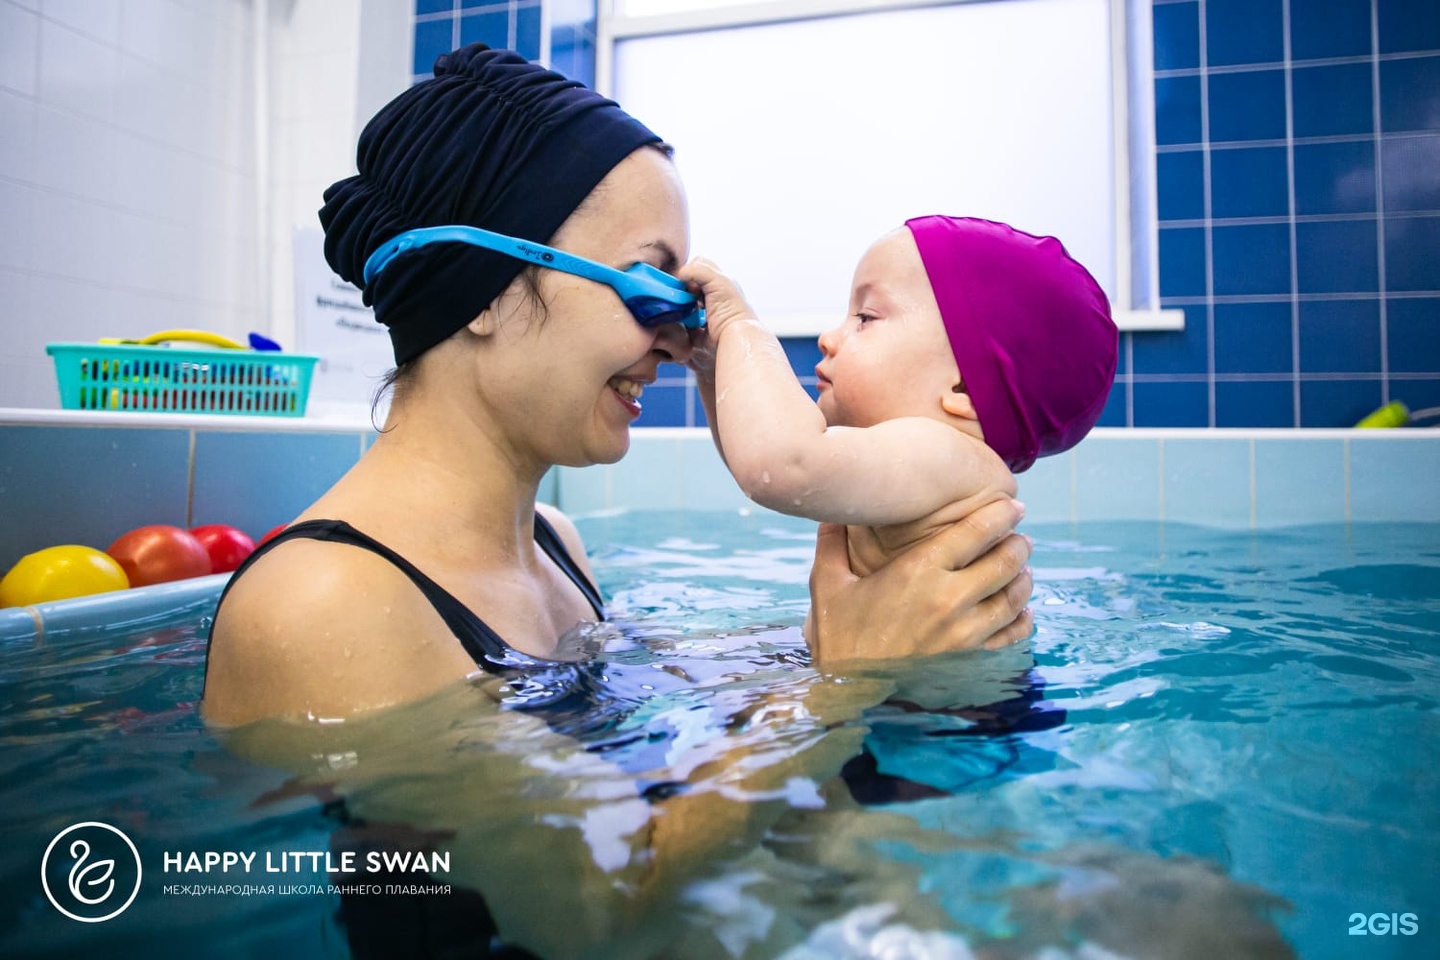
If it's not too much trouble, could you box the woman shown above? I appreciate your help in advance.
[200,45,1032,729]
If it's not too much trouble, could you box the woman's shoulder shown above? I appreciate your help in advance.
[202,535,476,727]
[221,532,425,616]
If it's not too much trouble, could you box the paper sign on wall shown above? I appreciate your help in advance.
[293,227,393,414]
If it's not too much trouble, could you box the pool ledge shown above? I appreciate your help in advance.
[0,574,230,644]
[0,407,374,433]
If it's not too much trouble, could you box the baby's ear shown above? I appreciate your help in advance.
[940,382,979,421]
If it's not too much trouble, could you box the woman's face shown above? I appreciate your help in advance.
[815,228,960,429]
[475,147,694,468]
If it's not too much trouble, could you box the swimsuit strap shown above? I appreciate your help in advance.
[206,515,604,681]
[532,512,605,619]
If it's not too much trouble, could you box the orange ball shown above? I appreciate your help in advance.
[106,525,212,587]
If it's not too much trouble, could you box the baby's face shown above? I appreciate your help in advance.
[815,228,961,429]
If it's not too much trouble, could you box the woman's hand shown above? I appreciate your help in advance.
[805,498,1034,663]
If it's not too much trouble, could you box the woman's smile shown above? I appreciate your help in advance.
[607,374,649,418]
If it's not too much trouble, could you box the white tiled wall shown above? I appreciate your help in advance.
[0,0,259,408]
[265,0,409,352]
[0,0,408,410]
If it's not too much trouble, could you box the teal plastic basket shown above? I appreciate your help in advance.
[47,342,320,417]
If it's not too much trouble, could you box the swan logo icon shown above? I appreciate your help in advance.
[41,822,143,922]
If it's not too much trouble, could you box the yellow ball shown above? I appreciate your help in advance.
[0,545,131,608]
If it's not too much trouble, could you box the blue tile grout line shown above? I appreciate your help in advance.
[1157,438,1167,521]
[1158,132,1440,152]
[1247,436,1261,529]
[185,429,196,529]
[1119,372,1440,382]
[1160,214,1439,227]
[1155,48,1440,77]
[1370,0,1391,405]
[1198,0,1216,427]
[1158,291,1440,303]
[1283,0,1300,425]
[1343,435,1351,523]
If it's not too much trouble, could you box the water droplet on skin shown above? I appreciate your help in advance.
[761,471,771,484]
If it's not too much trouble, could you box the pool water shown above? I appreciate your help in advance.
[1,512,1435,959]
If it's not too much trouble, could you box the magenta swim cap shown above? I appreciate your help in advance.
[905,216,1117,473]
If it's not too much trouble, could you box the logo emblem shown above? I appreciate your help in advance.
[41,822,143,922]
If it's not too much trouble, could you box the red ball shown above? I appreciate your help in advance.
[189,524,256,574]
[106,525,212,587]
[258,523,290,546]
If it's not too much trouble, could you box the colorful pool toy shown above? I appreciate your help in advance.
[0,545,130,607]
[1356,401,1440,428]
[106,525,212,588]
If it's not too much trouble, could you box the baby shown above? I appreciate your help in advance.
[684,216,1118,580]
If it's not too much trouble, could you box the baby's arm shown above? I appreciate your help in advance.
[680,259,1012,526]
[685,318,728,468]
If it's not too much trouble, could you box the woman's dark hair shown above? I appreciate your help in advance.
[321,44,665,367]
[367,141,676,430]
[369,265,550,430]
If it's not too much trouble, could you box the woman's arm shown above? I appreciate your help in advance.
[680,259,1011,527]
[201,540,479,726]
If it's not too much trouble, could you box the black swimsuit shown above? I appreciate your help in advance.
[203,516,604,688]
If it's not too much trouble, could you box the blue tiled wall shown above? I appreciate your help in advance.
[410,0,1439,429]
[555,429,1440,526]
[1,418,1435,585]
[1139,0,1440,427]
[4,420,1433,641]
[550,0,599,87]
[0,417,561,572]
[412,0,595,85]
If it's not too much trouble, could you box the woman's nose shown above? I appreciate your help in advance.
[652,321,694,364]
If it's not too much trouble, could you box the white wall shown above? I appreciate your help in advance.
[613,0,1116,334]
[1,0,259,408]
[266,0,410,356]
[0,0,410,410]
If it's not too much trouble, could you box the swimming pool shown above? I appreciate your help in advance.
[2,510,1435,959]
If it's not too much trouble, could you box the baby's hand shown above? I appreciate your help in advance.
[678,258,762,341]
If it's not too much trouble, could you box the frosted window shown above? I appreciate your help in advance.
[614,0,1116,327]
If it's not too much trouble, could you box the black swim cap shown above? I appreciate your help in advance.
[319,44,662,364]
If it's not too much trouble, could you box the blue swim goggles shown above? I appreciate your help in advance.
[362,225,705,330]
